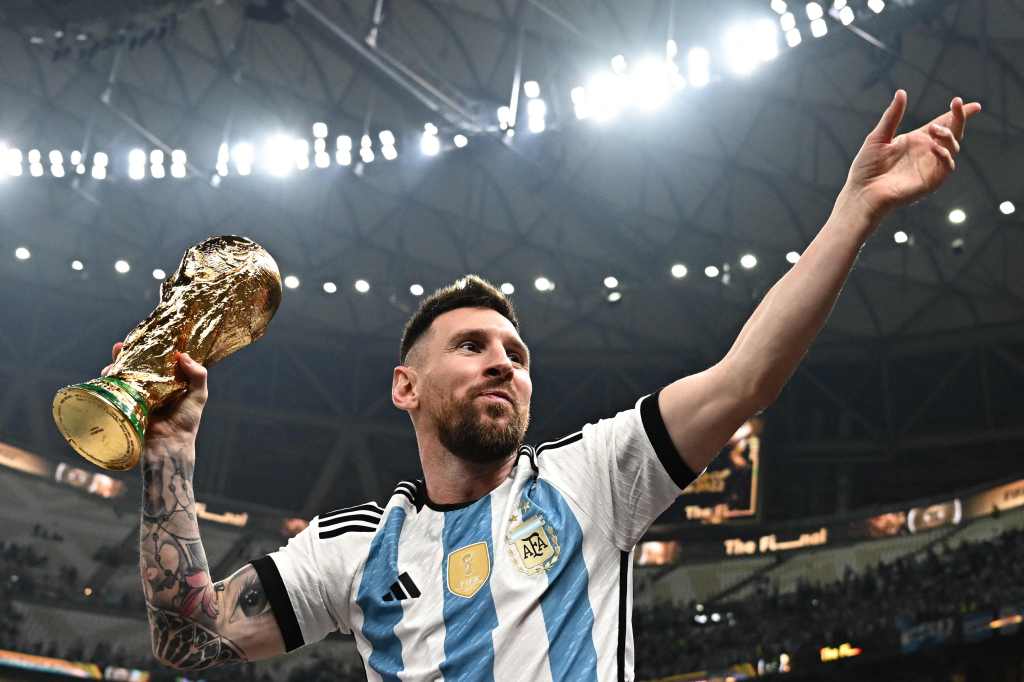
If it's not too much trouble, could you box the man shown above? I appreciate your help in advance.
[109,91,979,680]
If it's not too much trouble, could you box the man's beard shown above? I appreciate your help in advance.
[434,392,529,464]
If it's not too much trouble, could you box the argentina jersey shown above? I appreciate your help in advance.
[252,390,698,681]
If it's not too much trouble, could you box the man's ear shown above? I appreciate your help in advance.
[392,365,418,411]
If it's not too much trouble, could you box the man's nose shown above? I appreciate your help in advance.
[484,351,514,377]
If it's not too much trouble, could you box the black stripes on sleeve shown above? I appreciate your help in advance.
[250,556,305,652]
[639,389,699,490]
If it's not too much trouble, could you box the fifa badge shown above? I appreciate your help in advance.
[506,500,560,575]
[446,542,491,598]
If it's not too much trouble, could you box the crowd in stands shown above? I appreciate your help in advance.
[634,522,1024,679]
[4,522,1024,679]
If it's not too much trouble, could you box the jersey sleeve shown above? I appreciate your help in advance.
[250,514,357,651]
[536,389,699,551]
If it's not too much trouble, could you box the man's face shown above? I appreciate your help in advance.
[413,307,532,464]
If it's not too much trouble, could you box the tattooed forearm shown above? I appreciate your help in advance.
[139,441,285,668]
[148,605,244,670]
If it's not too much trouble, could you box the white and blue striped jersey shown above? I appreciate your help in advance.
[252,390,698,681]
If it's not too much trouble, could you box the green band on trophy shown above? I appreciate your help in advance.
[77,382,146,444]
[103,376,149,419]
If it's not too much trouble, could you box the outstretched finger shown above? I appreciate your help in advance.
[933,143,955,172]
[175,352,208,392]
[112,341,124,362]
[868,89,907,144]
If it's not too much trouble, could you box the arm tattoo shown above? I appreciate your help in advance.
[148,605,243,670]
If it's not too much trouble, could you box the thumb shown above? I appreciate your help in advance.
[867,89,907,144]
[175,352,208,393]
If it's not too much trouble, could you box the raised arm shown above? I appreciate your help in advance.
[658,91,982,476]
[102,344,286,670]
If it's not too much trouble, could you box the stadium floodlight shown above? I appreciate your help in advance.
[500,282,515,295]
[420,130,441,156]
[894,230,909,244]
[523,80,540,98]
[497,105,513,130]
[95,152,109,167]
[152,269,166,280]
[607,291,622,303]
[806,2,824,19]
[527,98,547,132]
[359,147,375,164]
[314,151,330,168]
[28,149,41,164]
[76,164,85,175]
[688,47,711,88]
[948,208,966,224]
[171,149,186,165]
[263,134,297,176]
[361,134,372,149]
[314,138,327,154]
[150,149,164,165]
[666,39,678,59]
[724,20,779,76]
[354,279,370,293]
[740,254,758,269]
[284,275,300,289]
[91,165,106,180]
[49,150,63,164]
[786,28,803,46]
[705,265,720,278]
[15,247,30,260]
[810,18,828,38]
[671,263,688,278]
[128,148,146,167]
[381,145,398,161]
[587,71,626,121]
[322,281,337,294]
[610,54,627,74]
[424,122,438,136]
[838,6,855,25]
[630,57,674,110]
[410,283,425,296]
[170,163,186,178]
[115,259,131,274]
[832,0,847,8]
[312,121,328,138]
[604,276,619,289]
[771,0,788,12]
[570,86,590,120]
[780,11,797,31]
[786,251,800,264]
[232,142,254,176]
[293,138,310,170]
[534,276,553,292]
[1000,201,1015,215]
[379,130,396,146]
[29,163,44,177]
[337,150,353,166]
[150,164,166,179]
[453,134,468,148]
[71,260,84,271]
[51,164,65,178]
[70,150,82,165]
[867,0,884,12]
[337,135,353,152]
[126,163,144,180]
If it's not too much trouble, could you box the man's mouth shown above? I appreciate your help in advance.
[478,391,513,406]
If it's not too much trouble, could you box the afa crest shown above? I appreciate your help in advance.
[446,542,491,598]
[506,502,560,575]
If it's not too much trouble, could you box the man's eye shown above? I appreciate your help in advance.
[459,341,479,351]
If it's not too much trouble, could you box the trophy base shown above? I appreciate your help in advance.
[52,377,149,471]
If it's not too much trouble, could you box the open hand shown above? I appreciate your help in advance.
[845,90,982,220]
[101,342,209,445]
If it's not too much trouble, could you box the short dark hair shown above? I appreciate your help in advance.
[399,275,519,364]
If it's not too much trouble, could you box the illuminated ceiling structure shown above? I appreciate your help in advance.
[0,0,1021,517]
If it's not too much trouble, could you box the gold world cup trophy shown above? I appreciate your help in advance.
[52,235,283,471]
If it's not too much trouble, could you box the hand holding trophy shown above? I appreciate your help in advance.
[52,235,282,471]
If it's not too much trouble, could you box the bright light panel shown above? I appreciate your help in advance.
[523,80,540,98]
[323,281,337,294]
[604,276,619,289]
[453,134,468,148]
[420,132,440,156]
[999,201,1015,215]
[810,18,828,38]
[15,247,30,260]
[153,269,166,280]
[671,263,688,278]
[688,48,711,88]
[868,0,885,12]
[410,284,424,296]
[948,209,966,224]
[740,254,758,269]
[704,265,720,278]
[500,282,515,295]
[894,230,909,244]
[115,260,130,274]
[354,279,370,293]
[284,275,300,289]
[786,251,800,264]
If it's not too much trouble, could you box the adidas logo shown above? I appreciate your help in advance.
[382,572,421,602]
